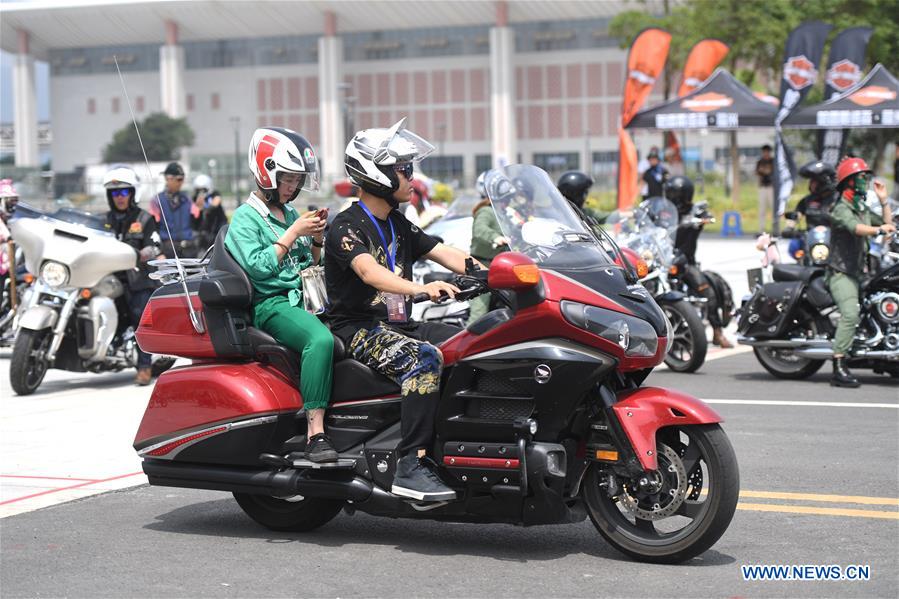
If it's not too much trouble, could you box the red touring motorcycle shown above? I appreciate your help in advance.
[133,166,739,563]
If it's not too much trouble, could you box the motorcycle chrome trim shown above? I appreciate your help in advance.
[461,338,613,365]
[138,415,280,459]
[330,396,402,408]
[290,458,358,469]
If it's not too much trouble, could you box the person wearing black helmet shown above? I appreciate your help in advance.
[666,175,733,348]
[642,147,668,199]
[102,165,161,385]
[557,170,606,224]
[795,160,837,227]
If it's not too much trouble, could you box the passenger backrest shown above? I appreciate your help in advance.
[199,226,256,358]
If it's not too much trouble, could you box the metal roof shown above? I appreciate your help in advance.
[1,0,666,59]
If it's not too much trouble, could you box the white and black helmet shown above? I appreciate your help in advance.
[476,171,490,199]
[248,127,320,204]
[103,164,140,210]
[344,118,435,200]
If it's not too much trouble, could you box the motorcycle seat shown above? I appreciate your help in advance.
[206,227,398,400]
[772,264,825,283]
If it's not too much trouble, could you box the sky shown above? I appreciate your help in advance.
[0,50,50,123]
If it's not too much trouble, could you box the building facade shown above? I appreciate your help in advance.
[2,1,768,194]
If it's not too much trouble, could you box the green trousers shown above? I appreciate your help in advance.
[253,295,333,410]
[467,258,492,323]
[826,272,860,356]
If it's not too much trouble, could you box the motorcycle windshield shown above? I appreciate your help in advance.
[606,197,679,268]
[484,165,616,270]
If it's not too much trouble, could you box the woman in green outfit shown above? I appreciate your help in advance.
[225,127,337,462]
[468,171,509,322]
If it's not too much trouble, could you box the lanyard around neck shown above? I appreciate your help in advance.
[358,201,397,272]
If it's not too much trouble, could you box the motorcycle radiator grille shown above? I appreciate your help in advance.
[478,397,535,421]
[473,371,519,395]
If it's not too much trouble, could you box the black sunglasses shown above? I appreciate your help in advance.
[393,163,413,180]
[110,189,131,198]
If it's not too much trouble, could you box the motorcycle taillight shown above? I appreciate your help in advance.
[139,302,152,328]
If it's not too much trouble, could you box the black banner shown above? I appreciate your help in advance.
[773,21,833,231]
[817,27,873,165]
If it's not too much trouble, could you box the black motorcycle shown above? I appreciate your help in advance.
[736,260,899,379]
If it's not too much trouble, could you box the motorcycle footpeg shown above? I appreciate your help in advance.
[286,452,357,469]
[258,453,292,469]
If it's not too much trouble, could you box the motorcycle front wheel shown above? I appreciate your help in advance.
[232,492,343,532]
[9,328,52,395]
[661,301,707,373]
[584,424,739,564]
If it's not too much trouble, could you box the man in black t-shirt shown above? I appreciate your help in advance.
[325,119,479,502]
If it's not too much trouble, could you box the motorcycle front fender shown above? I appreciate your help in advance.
[18,305,58,331]
[612,386,723,471]
[655,291,686,303]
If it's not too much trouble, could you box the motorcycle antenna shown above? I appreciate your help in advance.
[113,56,205,334]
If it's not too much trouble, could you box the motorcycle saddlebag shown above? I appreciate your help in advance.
[737,281,804,339]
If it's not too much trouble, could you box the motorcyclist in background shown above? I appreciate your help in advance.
[192,174,228,254]
[469,171,509,322]
[0,179,17,283]
[827,156,895,388]
[148,162,199,257]
[103,165,162,385]
[666,175,733,348]
[784,161,837,258]
[557,170,606,224]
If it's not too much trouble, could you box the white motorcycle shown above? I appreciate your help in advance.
[8,213,172,395]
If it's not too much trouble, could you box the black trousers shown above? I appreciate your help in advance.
[683,265,722,328]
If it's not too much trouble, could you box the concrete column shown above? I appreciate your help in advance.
[489,2,515,168]
[159,19,186,118]
[318,11,345,186]
[13,29,39,167]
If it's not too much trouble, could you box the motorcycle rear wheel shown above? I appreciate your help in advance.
[662,301,707,373]
[9,328,51,396]
[752,347,825,379]
[232,492,343,532]
[584,424,739,564]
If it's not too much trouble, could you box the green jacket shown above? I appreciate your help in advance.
[828,198,883,277]
[224,200,313,307]
[470,204,506,261]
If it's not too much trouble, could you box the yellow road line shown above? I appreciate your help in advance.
[740,490,899,507]
[737,502,899,520]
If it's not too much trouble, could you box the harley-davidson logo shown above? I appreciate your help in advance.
[681,92,734,112]
[783,55,817,91]
[849,85,897,107]
[826,59,862,92]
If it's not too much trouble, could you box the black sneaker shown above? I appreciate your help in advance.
[305,433,338,463]
[391,455,456,502]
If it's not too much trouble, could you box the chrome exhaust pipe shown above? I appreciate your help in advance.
[142,460,374,500]
[738,336,830,349]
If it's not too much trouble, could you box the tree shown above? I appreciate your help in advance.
[609,0,898,169]
[103,112,195,163]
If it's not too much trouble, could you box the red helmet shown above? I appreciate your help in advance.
[835,156,871,189]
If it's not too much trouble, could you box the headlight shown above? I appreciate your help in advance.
[810,244,829,263]
[39,261,70,288]
[561,300,659,357]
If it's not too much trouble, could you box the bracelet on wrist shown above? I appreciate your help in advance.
[312,238,323,248]
[274,241,290,252]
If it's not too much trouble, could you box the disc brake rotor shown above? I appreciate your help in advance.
[617,443,688,521]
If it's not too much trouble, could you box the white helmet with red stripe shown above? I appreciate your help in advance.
[248,127,320,203]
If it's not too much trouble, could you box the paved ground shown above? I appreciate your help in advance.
[2,237,898,597]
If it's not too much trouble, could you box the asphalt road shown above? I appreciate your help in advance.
[1,351,897,598]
